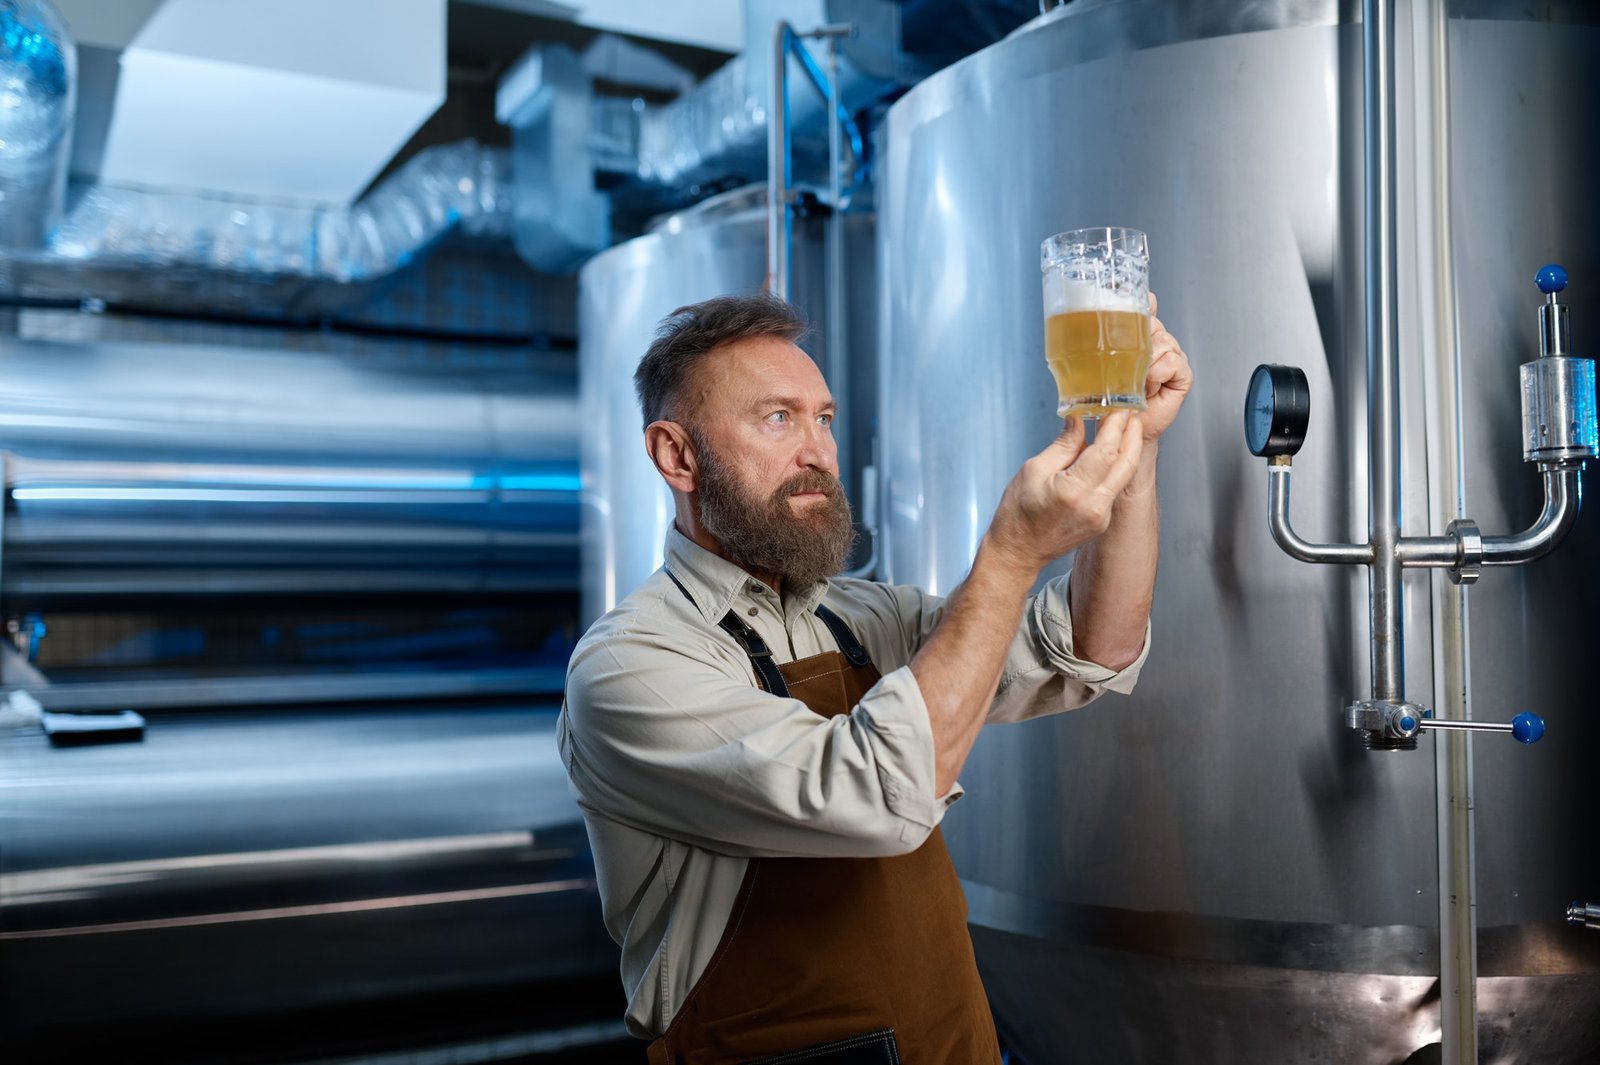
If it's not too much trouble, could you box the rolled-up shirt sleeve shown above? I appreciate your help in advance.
[860,568,1149,726]
[560,627,959,861]
[986,570,1150,723]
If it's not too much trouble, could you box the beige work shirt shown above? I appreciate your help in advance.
[558,527,1148,1038]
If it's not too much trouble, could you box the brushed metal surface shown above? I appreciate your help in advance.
[880,3,1600,1060]
[0,705,618,1048]
[0,340,580,602]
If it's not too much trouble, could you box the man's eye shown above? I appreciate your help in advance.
[767,411,788,425]
[818,414,833,427]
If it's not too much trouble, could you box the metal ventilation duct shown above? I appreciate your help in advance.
[52,140,512,282]
[497,43,610,274]
[501,0,1040,270]
[0,140,513,315]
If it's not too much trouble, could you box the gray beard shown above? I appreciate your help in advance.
[693,435,857,593]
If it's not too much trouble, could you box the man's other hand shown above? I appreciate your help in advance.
[986,410,1145,576]
[1142,292,1193,445]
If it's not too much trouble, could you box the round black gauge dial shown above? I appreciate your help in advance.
[1244,364,1310,458]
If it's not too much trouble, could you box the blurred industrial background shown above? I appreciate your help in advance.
[0,1,1597,1063]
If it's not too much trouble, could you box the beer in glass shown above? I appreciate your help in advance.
[1040,227,1151,417]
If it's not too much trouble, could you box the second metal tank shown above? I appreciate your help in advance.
[878,2,1600,1061]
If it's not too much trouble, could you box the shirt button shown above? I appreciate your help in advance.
[746,607,758,617]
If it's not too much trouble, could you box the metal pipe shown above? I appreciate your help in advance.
[1365,0,1403,703]
[1267,465,1374,565]
[786,25,863,186]
[766,23,856,301]
[825,36,848,474]
[1394,535,1458,566]
[841,461,878,581]
[1481,469,1580,565]
[822,35,857,567]
[1408,0,1476,1051]
[1420,718,1518,735]
[766,21,793,299]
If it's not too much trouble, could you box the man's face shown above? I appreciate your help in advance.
[688,337,855,590]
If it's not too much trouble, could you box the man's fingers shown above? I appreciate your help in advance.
[1056,410,1131,484]
[1035,413,1088,468]
[1103,415,1145,495]
[1058,412,1144,512]
[1146,346,1180,394]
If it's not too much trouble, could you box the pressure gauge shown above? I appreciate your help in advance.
[1244,364,1310,458]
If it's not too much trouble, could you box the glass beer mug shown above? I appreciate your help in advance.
[1040,226,1152,418]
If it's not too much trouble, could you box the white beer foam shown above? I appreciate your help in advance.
[1043,274,1146,317]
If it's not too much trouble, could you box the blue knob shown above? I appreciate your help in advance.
[1398,714,1417,732]
[1511,712,1545,744]
[1536,264,1568,295]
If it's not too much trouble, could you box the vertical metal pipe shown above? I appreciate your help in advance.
[1408,0,1477,1051]
[1366,0,1403,703]
[766,22,793,300]
[823,38,852,515]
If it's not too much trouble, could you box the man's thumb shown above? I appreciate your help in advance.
[1047,414,1087,454]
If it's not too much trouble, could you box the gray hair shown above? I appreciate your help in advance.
[633,293,808,428]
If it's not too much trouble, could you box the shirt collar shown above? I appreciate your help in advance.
[663,525,832,623]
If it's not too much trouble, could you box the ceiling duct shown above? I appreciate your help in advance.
[0,139,513,315]
[0,0,1042,298]
[496,43,610,274]
[500,0,1040,266]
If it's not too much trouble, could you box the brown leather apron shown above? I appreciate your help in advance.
[650,578,1001,1064]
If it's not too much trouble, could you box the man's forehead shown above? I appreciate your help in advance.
[703,336,831,402]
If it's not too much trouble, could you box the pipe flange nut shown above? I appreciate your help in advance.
[1446,518,1482,585]
[1347,699,1427,739]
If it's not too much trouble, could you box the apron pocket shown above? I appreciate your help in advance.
[746,1029,899,1065]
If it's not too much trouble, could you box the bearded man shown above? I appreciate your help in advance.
[559,293,1191,1064]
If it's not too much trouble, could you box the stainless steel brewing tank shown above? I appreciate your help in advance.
[879,3,1600,1062]
[0,339,580,604]
[578,186,875,625]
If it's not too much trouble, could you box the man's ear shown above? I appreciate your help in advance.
[644,420,698,494]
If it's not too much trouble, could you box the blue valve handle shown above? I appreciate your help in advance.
[1415,712,1545,743]
[1512,712,1545,744]
[1536,264,1568,295]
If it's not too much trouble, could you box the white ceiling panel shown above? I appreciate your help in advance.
[96,0,446,206]
[51,0,165,51]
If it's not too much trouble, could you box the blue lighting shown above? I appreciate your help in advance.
[498,473,582,492]
[0,9,67,96]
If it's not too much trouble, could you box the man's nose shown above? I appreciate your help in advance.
[796,419,838,472]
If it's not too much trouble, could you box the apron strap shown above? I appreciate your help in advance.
[665,568,790,697]
[813,603,871,668]
[664,569,874,694]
